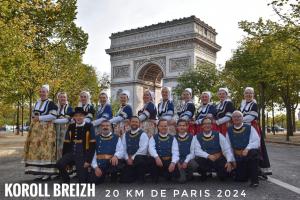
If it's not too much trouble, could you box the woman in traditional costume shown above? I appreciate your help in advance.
[78,91,95,123]
[177,88,196,135]
[54,92,73,160]
[215,87,235,136]
[109,90,133,136]
[138,90,158,138]
[157,87,176,134]
[240,87,272,177]
[195,91,217,134]
[92,91,113,134]
[24,84,58,180]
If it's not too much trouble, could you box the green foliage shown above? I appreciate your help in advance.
[174,62,220,100]
[0,0,108,125]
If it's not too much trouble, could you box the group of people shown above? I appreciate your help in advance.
[23,84,271,187]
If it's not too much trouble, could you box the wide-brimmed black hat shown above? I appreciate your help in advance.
[71,107,87,117]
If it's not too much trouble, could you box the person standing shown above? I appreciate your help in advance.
[24,84,58,180]
[177,88,196,135]
[215,88,235,136]
[92,91,113,134]
[157,87,176,134]
[241,87,271,176]
[78,91,95,123]
[138,90,157,138]
[195,91,217,134]
[110,90,133,136]
[54,92,73,160]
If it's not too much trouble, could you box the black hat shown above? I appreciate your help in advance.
[71,107,87,117]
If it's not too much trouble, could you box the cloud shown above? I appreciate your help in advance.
[75,0,278,74]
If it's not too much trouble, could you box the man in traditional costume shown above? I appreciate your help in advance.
[120,116,149,183]
[194,118,234,181]
[148,119,179,182]
[89,120,124,184]
[226,111,260,187]
[175,119,195,183]
[56,107,96,183]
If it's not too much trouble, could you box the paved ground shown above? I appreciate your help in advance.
[0,133,300,199]
[265,132,300,145]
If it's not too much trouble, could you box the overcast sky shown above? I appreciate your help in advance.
[75,0,278,75]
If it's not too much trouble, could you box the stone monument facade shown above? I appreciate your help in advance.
[106,15,221,113]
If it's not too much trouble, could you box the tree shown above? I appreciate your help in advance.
[174,62,220,100]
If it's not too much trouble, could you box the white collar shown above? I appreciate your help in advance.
[234,123,244,129]
[203,131,212,137]
[131,128,140,134]
[159,133,168,137]
[101,132,112,137]
[76,121,86,127]
[178,132,187,138]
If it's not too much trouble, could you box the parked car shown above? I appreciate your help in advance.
[273,125,284,132]
[266,125,284,132]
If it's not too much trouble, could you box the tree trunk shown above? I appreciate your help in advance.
[292,107,296,134]
[21,96,24,136]
[260,83,266,138]
[16,102,20,135]
[272,100,275,135]
[284,81,293,141]
[29,93,33,124]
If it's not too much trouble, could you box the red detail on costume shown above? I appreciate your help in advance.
[251,120,262,137]
[188,122,196,135]
[216,123,228,136]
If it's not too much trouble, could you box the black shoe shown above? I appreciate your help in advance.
[151,176,159,183]
[250,182,259,187]
[41,175,52,181]
[34,175,44,181]
[258,174,268,180]
[110,174,118,183]
[137,177,145,184]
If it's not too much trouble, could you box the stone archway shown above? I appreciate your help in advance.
[135,63,164,109]
[107,16,221,113]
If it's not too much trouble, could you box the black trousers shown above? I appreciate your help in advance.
[235,149,260,184]
[149,157,179,182]
[89,159,124,184]
[195,156,228,180]
[56,152,88,183]
[120,155,149,183]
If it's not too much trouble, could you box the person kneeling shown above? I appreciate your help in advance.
[120,116,149,183]
[226,111,260,187]
[148,119,179,183]
[89,120,124,184]
[56,107,96,183]
[194,118,234,181]
[175,119,196,183]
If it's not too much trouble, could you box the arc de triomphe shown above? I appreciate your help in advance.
[106,15,221,113]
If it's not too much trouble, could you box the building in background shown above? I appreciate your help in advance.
[106,15,221,113]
